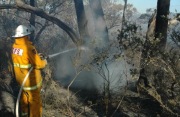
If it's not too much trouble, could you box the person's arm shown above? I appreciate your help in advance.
[28,45,47,69]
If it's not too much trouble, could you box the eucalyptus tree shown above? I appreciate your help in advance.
[0,0,79,45]
[155,0,170,52]
[137,0,180,115]
[140,0,170,63]
[74,0,90,45]
[118,0,127,43]
[89,0,109,48]
[29,0,36,41]
[102,0,124,30]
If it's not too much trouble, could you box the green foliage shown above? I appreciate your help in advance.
[117,21,144,50]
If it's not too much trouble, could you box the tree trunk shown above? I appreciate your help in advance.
[122,0,127,24]
[138,0,170,91]
[90,0,109,48]
[74,0,89,45]
[118,0,127,43]
[29,0,35,42]
[137,1,173,114]
[155,0,170,52]
[140,0,170,67]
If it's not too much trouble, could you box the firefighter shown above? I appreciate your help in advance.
[12,25,47,117]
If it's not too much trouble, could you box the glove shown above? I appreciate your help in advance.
[38,53,46,60]
[39,53,49,62]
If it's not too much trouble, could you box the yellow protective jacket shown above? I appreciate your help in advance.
[12,36,47,89]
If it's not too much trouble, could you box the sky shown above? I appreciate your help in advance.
[119,0,180,13]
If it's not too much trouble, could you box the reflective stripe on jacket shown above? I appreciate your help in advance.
[21,112,28,116]
[14,63,32,69]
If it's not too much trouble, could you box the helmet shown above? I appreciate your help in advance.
[12,25,31,38]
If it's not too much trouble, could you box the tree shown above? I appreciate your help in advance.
[122,0,127,23]
[29,0,36,42]
[137,0,180,115]
[140,0,170,66]
[155,0,170,52]
[74,0,89,45]
[0,0,79,45]
[101,0,123,30]
[118,0,127,44]
[89,0,109,48]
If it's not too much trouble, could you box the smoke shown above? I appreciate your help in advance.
[52,2,136,92]
[53,45,133,92]
[53,47,95,89]
[84,3,109,49]
[52,6,132,92]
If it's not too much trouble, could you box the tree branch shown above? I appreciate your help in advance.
[0,1,79,45]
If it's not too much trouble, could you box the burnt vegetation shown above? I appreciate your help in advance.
[0,0,180,117]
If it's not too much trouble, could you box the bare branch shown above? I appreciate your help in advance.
[0,1,79,45]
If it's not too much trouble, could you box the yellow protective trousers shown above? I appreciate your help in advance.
[21,88,42,117]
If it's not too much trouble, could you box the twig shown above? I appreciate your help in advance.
[111,95,125,117]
